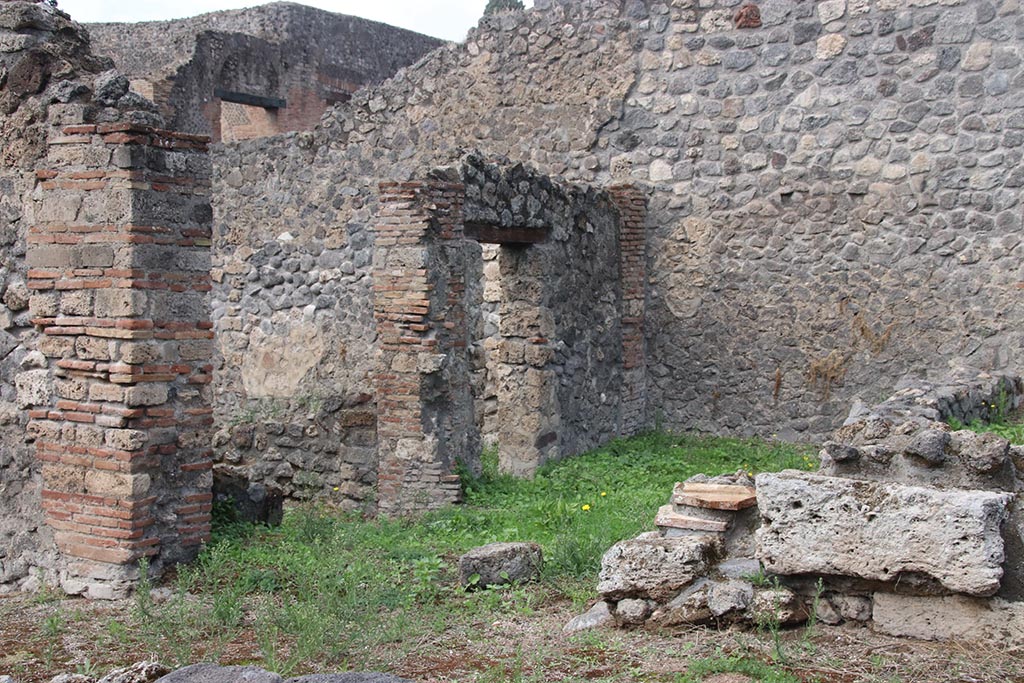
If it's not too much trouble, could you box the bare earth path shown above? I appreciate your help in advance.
[2,592,1022,683]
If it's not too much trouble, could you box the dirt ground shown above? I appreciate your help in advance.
[2,590,1022,683]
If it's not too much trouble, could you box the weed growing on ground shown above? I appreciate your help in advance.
[948,394,1024,444]
[677,653,802,683]
[754,579,787,665]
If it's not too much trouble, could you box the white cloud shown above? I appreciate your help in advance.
[58,0,533,42]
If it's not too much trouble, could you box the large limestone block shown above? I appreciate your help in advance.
[597,535,719,601]
[755,471,1013,596]
[872,593,1024,646]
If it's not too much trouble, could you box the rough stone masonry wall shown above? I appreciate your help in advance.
[88,3,444,140]
[602,0,1024,440]
[214,0,1024,454]
[209,0,643,501]
[459,155,637,475]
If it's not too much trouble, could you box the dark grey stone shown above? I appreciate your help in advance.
[156,665,283,683]
[458,542,543,589]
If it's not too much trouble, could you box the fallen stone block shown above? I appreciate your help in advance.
[755,471,1013,597]
[458,541,542,589]
[598,535,719,602]
[563,600,614,634]
[155,665,283,683]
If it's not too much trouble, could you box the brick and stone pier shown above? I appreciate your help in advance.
[24,106,214,597]
[372,180,478,515]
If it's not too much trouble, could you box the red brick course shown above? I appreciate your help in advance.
[26,114,214,589]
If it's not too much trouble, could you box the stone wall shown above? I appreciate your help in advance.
[213,0,1024,447]
[601,0,1024,440]
[88,3,445,141]
[211,148,647,498]
[208,1,643,498]
[464,158,641,474]
[210,133,379,505]
[26,115,214,598]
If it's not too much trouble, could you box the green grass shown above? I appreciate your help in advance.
[124,432,818,675]
[948,411,1024,445]
[677,654,803,683]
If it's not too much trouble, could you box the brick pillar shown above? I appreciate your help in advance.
[25,110,213,598]
[608,185,648,435]
[372,181,478,515]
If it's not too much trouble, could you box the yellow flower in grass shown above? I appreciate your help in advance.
[581,504,591,511]
[600,491,607,497]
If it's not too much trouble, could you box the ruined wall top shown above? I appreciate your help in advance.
[0,1,165,170]
[87,3,445,86]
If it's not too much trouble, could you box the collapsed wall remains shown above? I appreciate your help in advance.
[2,0,1024,616]
[88,3,445,141]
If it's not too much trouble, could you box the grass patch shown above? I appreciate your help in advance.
[678,654,803,683]
[948,409,1024,445]
[48,432,818,677]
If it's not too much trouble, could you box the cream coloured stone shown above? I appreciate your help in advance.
[816,34,848,60]
[818,0,847,23]
[963,42,993,71]
[872,593,1024,645]
[755,472,1013,597]
[649,159,674,182]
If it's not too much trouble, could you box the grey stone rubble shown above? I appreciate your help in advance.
[457,541,543,589]
[590,471,804,630]
[574,369,1024,643]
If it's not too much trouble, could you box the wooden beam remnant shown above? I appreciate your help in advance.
[213,88,286,109]
[464,221,549,245]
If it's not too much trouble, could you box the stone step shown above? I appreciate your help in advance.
[655,504,729,533]
[671,482,757,511]
[668,503,734,523]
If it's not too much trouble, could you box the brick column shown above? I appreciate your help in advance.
[608,185,648,435]
[372,181,478,515]
[25,110,213,598]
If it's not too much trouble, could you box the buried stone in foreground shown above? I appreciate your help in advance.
[755,471,1014,597]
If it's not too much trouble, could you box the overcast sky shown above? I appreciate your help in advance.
[58,0,534,42]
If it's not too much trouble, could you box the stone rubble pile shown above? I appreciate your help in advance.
[570,370,1024,644]
[567,471,809,633]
